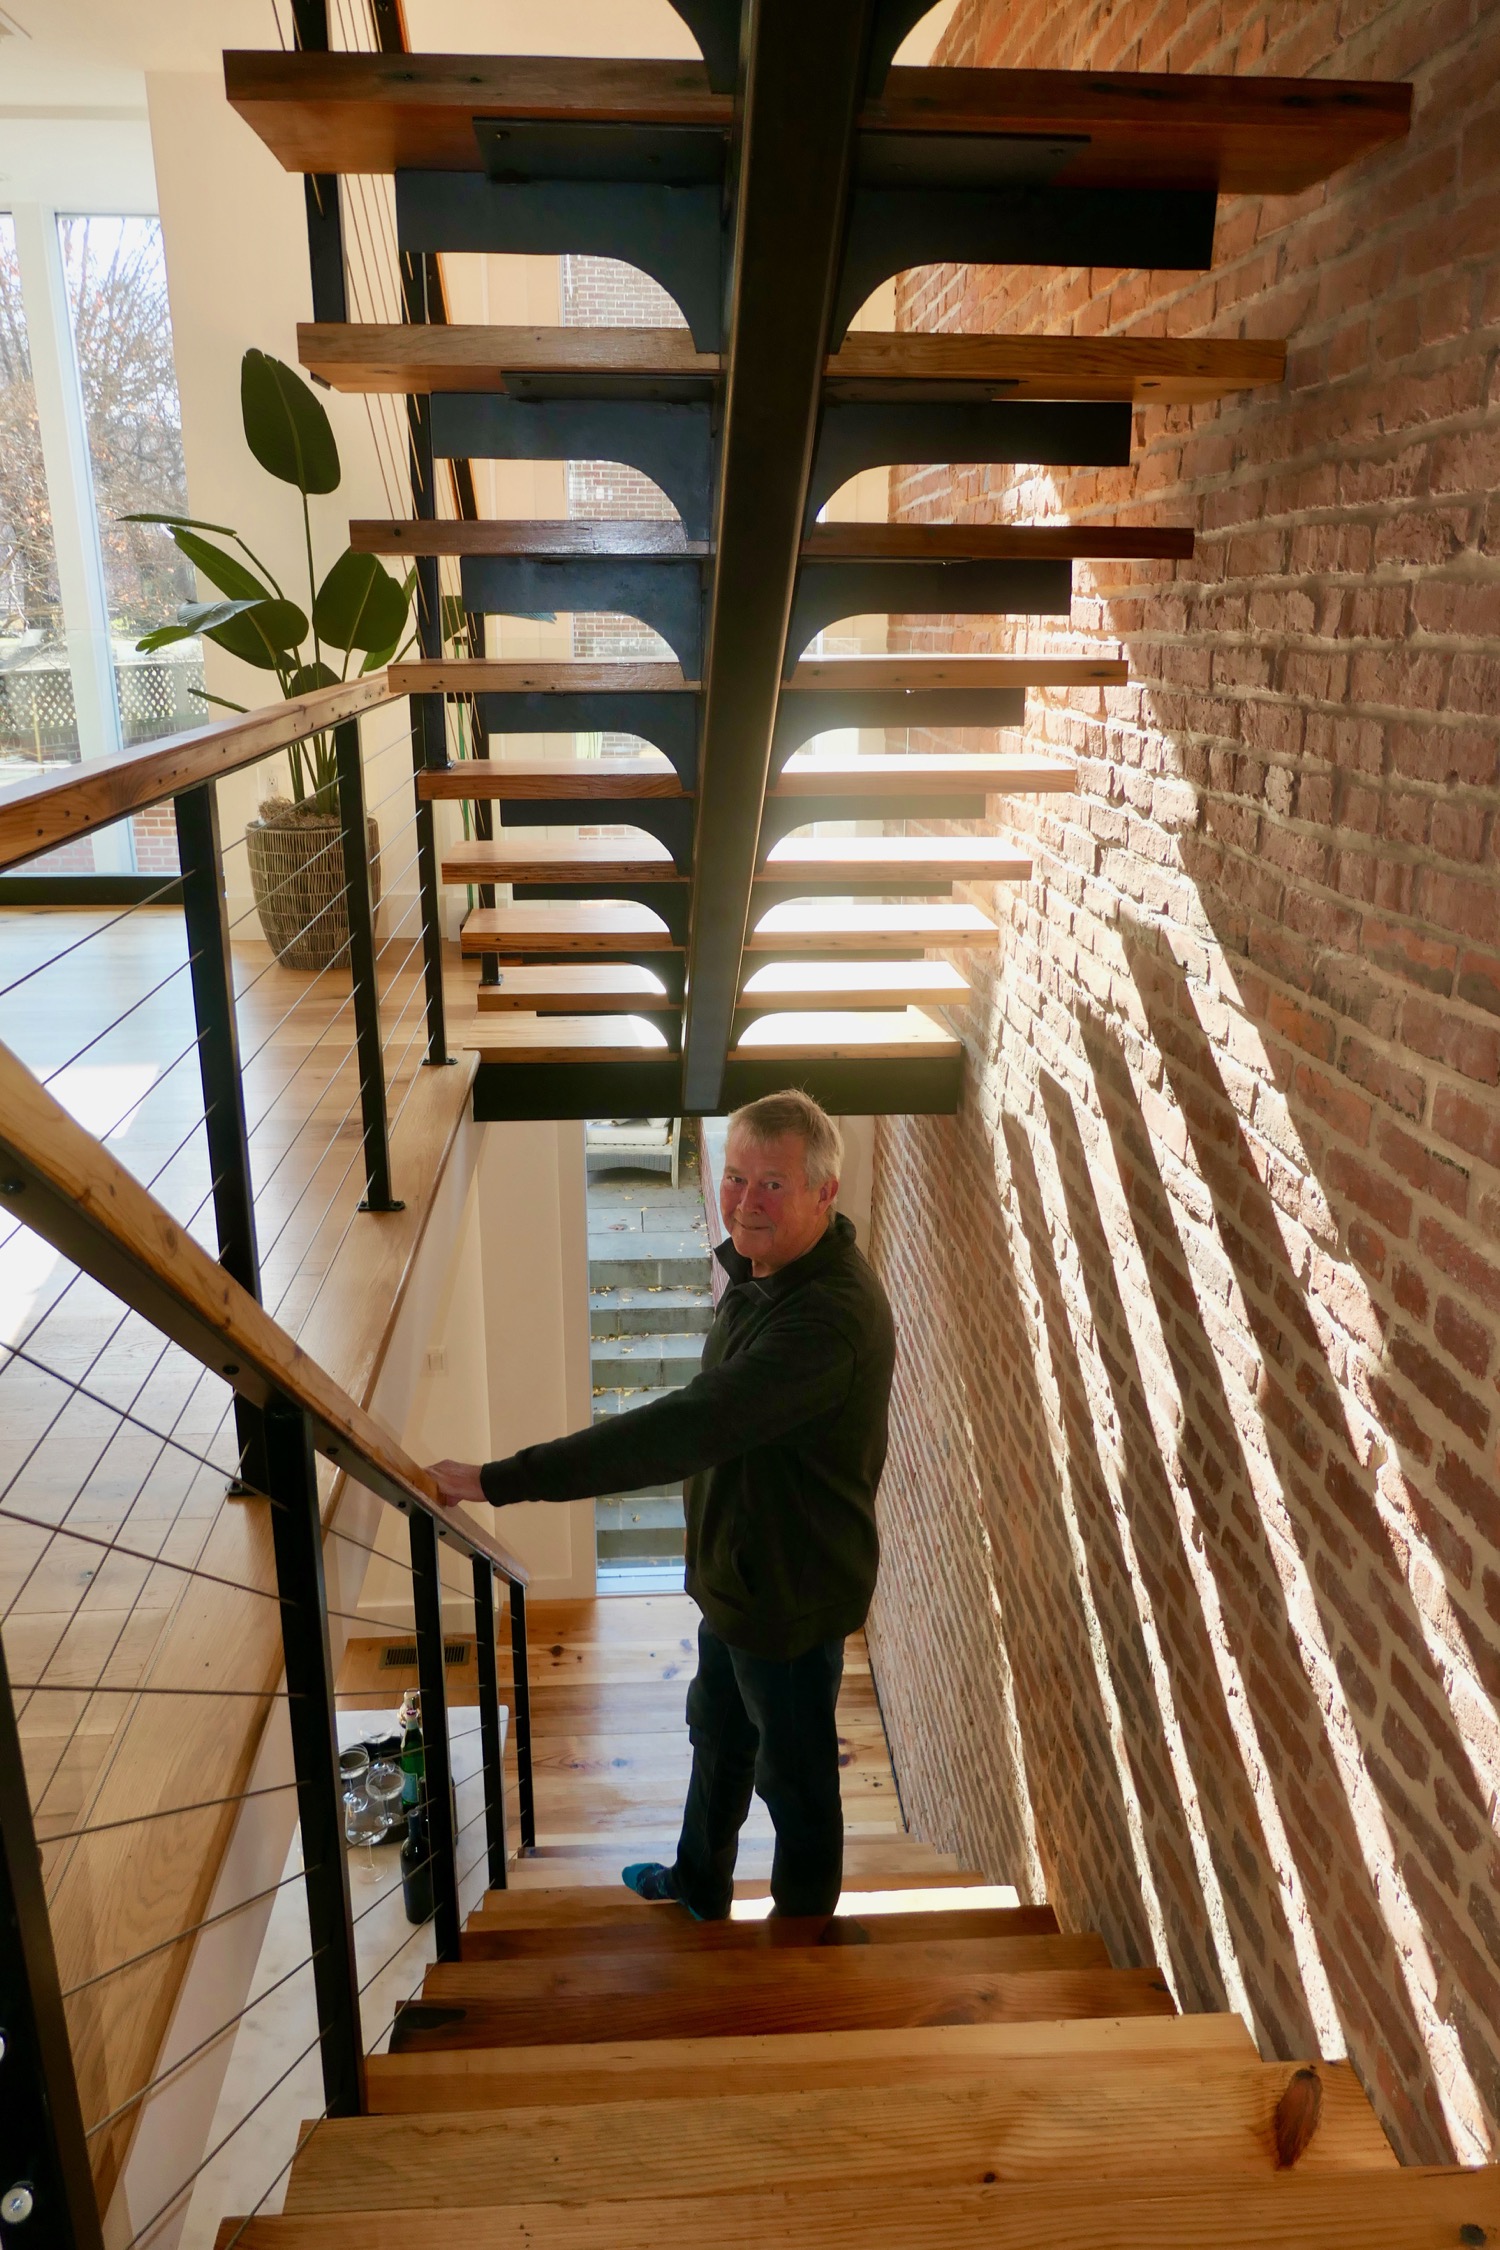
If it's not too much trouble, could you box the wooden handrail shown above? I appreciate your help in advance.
[0,673,400,876]
[0,1036,528,1587]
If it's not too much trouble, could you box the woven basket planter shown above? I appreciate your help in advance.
[245,811,382,972]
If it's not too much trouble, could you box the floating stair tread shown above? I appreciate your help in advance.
[459,905,678,956]
[443,836,680,885]
[462,1016,676,1063]
[735,1009,960,1058]
[470,1881,1007,1935]
[745,903,1000,951]
[221,2164,1499,2250]
[760,836,1032,876]
[234,52,1409,195]
[421,757,685,801]
[476,966,672,1013]
[421,1930,1111,2002]
[459,1903,1060,1958]
[388,1962,1174,2048]
[392,656,1126,696]
[349,507,1187,561]
[364,2010,1255,2115]
[281,2057,1392,2216]
[742,961,970,1008]
[774,755,1072,795]
[310,325,1284,404]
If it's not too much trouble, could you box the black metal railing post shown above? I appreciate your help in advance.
[408,1509,461,1957]
[174,781,269,1497]
[262,1399,365,2117]
[291,0,347,329]
[0,1635,105,2250]
[334,720,402,1214]
[507,1580,537,1854]
[470,1556,508,1891]
[401,247,451,1069]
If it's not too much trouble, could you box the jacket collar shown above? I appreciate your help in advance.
[712,1211,855,1299]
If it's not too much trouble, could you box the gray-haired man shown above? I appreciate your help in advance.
[429,1090,896,1921]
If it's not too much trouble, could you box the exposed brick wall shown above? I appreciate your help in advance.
[864,0,1500,2166]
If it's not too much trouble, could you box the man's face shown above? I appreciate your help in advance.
[720,1128,838,1276]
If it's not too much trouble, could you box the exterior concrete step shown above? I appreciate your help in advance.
[588,1241,711,1288]
[592,1385,682,1419]
[591,1332,705,1388]
[590,1286,713,1336]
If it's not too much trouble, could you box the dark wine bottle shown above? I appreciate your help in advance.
[400,1807,433,1925]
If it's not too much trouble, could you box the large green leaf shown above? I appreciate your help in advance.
[135,598,264,653]
[287,661,340,697]
[120,510,241,536]
[171,527,272,603]
[313,548,410,652]
[205,596,309,670]
[240,350,340,495]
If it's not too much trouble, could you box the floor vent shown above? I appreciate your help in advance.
[380,1641,471,1668]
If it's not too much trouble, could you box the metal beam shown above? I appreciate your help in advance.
[680,0,876,1113]
[471,1051,964,1119]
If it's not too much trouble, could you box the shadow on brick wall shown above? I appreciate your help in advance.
[1115,918,1498,2154]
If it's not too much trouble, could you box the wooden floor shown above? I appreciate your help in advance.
[339,1591,914,1888]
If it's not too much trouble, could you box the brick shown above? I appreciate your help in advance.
[1432,1085,1500,1170]
[1434,1295,1492,1378]
[1378,1120,1470,1216]
[1401,997,1500,1086]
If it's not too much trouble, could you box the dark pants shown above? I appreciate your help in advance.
[670,1619,845,1920]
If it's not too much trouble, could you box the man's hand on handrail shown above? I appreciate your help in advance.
[426,1457,488,1511]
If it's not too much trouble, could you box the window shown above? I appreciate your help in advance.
[0,211,77,772]
[58,216,203,754]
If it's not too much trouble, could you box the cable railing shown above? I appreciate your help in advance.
[0,679,535,2249]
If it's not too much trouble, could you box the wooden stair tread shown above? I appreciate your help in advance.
[746,902,1000,951]
[473,1872,993,1922]
[364,2012,1256,2114]
[742,962,970,1007]
[458,1904,1059,1957]
[443,836,679,885]
[760,836,1031,876]
[461,1017,676,1062]
[388,1963,1174,2049]
[475,966,671,1013]
[420,757,685,801]
[421,1931,1111,2001]
[459,904,677,955]
[234,52,1408,193]
[282,2058,1392,2216]
[392,656,1126,696]
[307,328,1289,405]
[774,755,1072,794]
[735,1009,960,1057]
[348,508,1188,561]
[220,2164,1499,2250]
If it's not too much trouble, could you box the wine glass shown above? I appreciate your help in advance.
[365,1760,405,1862]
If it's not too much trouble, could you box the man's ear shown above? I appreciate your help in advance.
[820,1173,840,1212]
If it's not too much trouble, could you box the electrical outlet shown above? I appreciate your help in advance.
[424,1346,448,1375]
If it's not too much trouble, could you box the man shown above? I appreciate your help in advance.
[428,1089,896,1921]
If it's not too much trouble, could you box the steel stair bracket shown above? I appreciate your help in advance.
[474,692,700,787]
[831,183,1219,341]
[397,171,725,349]
[784,558,1072,675]
[805,399,1134,524]
[756,791,990,851]
[430,394,715,543]
[460,555,706,676]
[493,797,698,865]
[513,883,692,945]
[769,685,1028,769]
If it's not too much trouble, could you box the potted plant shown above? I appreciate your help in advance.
[130,351,415,970]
